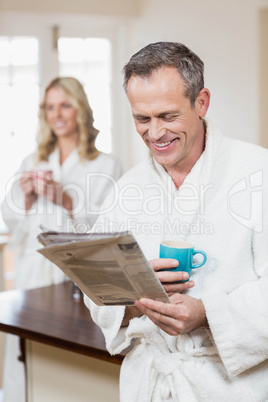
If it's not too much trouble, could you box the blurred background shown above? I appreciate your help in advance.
[0,0,268,282]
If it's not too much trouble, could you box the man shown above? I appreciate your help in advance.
[85,42,268,401]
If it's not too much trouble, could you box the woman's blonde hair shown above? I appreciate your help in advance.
[36,76,99,162]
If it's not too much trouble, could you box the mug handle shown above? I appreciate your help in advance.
[191,250,207,269]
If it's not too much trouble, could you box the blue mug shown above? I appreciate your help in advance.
[159,240,207,282]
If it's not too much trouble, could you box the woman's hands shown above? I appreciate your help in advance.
[150,258,195,296]
[20,170,73,216]
[20,172,37,210]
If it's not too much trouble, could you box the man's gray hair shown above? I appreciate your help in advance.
[123,42,204,106]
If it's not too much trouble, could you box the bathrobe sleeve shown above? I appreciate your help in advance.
[84,297,129,354]
[202,178,268,378]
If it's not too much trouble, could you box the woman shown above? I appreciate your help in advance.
[2,76,122,290]
[1,77,122,402]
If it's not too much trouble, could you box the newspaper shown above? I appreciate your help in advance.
[37,230,170,306]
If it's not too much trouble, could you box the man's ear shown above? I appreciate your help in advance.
[196,88,210,118]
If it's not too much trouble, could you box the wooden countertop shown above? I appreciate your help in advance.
[0,281,130,365]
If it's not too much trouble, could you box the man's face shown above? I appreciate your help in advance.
[127,66,209,174]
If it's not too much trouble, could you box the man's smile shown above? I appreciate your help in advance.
[151,138,178,150]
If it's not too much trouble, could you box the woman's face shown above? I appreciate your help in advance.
[45,87,79,139]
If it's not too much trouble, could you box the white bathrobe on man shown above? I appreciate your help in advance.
[85,122,268,402]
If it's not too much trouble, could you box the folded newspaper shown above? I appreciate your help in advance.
[37,230,170,306]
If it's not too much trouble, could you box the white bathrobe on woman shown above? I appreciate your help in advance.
[1,148,122,402]
[85,122,268,402]
[2,148,122,290]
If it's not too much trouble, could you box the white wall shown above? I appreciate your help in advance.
[0,0,139,17]
[259,8,268,148]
